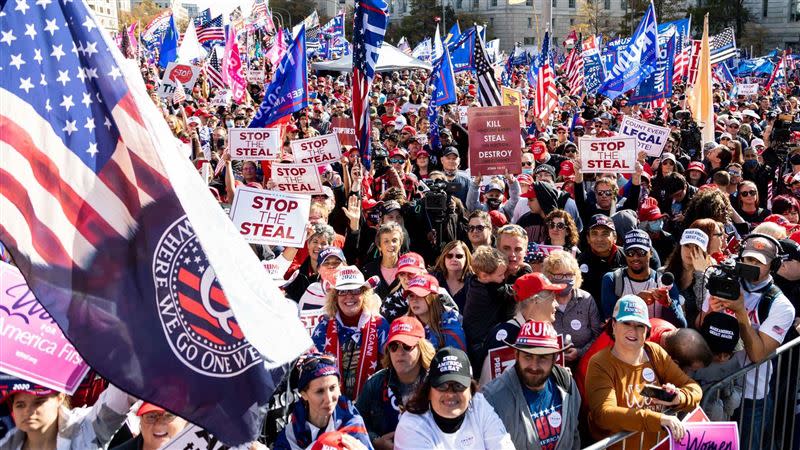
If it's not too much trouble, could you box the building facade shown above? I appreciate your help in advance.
[86,0,119,32]
[743,0,800,49]
[130,0,188,24]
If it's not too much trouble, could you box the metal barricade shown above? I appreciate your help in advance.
[580,335,800,450]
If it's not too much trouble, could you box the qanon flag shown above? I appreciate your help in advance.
[598,1,658,99]
[0,0,310,446]
[250,29,308,127]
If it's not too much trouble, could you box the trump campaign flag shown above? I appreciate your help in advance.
[250,28,308,127]
[158,13,179,68]
[598,1,658,99]
[0,1,311,445]
[352,0,389,168]
[582,35,605,95]
[222,27,247,103]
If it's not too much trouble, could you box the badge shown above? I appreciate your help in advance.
[643,367,656,382]
[495,329,508,342]
[548,411,562,428]
[579,264,589,273]
[570,319,582,331]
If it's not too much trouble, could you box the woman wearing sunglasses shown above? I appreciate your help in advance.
[355,317,435,450]
[431,241,474,312]
[734,180,770,229]
[395,347,515,450]
[312,266,389,401]
[274,354,372,450]
[405,273,467,351]
[543,209,581,257]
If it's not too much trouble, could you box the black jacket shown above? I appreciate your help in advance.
[576,246,626,309]
[463,277,515,374]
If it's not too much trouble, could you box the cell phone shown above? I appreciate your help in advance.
[640,384,677,402]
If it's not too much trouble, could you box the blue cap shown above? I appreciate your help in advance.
[317,247,346,267]
[624,229,651,252]
[612,295,651,328]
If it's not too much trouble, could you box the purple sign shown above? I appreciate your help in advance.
[669,421,739,450]
[0,262,90,394]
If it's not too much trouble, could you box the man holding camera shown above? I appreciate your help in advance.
[701,235,796,449]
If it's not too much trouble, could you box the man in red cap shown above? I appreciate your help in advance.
[637,197,676,263]
[482,320,581,450]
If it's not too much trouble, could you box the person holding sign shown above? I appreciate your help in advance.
[571,152,644,228]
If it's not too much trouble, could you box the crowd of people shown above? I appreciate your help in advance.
[3,21,800,450]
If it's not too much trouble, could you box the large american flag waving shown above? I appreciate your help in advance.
[0,0,309,445]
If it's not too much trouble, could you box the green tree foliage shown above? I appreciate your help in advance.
[688,0,751,35]
[118,0,162,31]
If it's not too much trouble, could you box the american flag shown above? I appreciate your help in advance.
[710,27,736,65]
[352,0,388,168]
[205,46,225,89]
[474,35,502,106]
[251,0,269,20]
[0,0,309,445]
[766,55,787,90]
[673,44,690,84]
[535,31,559,122]
[565,44,584,96]
[172,79,186,104]
[195,12,225,44]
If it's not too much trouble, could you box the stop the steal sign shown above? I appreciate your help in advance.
[291,134,341,166]
[229,128,281,161]
[229,186,311,246]
[578,136,636,174]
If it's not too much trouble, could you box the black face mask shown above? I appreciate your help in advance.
[214,139,226,149]
[486,198,502,210]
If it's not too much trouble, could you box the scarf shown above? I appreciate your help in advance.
[324,312,380,399]
[285,397,370,450]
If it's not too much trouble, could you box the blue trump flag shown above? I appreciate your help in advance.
[250,29,308,127]
[598,1,659,99]
[158,14,179,68]
[432,47,457,105]
[582,35,605,95]
[450,27,476,72]
[630,32,675,104]
[444,22,461,48]
[0,0,311,446]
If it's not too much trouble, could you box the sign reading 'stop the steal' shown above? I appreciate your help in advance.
[578,136,636,174]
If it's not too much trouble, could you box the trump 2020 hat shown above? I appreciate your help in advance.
[612,295,651,328]
[504,320,570,355]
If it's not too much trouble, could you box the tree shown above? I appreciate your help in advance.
[688,0,751,35]
[738,22,769,56]
[118,0,162,31]
[577,0,617,37]
[619,0,687,35]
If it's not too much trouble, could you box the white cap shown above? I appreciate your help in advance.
[335,266,369,290]
[751,138,765,148]
[680,228,709,251]
[742,109,760,120]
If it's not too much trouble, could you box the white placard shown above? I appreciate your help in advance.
[210,89,232,107]
[458,105,469,125]
[738,83,759,96]
[229,186,311,246]
[247,69,265,83]
[578,136,637,174]
[291,134,342,166]
[271,162,324,194]
[229,128,281,161]
[156,62,201,99]
[162,424,230,450]
[619,116,671,157]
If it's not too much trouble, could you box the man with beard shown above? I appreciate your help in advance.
[600,230,687,328]
[482,320,581,450]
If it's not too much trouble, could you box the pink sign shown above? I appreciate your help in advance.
[669,422,739,450]
[0,262,90,394]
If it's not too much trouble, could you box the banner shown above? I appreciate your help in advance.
[250,29,308,127]
[487,346,516,381]
[578,136,636,173]
[157,62,200,98]
[229,187,311,247]
[246,69,265,83]
[630,34,676,105]
[467,106,522,176]
[162,424,231,450]
[210,89,232,106]
[668,422,739,450]
[738,83,759,96]
[0,262,91,394]
[290,134,341,166]
[598,3,658,99]
[619,116,670,157]
[331,117,357,147]
[271,163,324,194]
[229,128,281,161]
[501,87,523,108]
[299,309,325,336]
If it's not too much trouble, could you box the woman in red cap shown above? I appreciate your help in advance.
[111,403,189,450]
[405,274,467,351]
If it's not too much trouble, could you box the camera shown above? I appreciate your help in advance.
[421,179,458,221]
[769,114,800,145]
[706,258,761,300]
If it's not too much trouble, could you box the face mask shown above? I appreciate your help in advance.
[557,280,575,297]
[648,220,664,232]
[214,139,226,149]
[486,198,502,210]
[522,168,534,175]
[743,160,758,171]
[225,120,235,128]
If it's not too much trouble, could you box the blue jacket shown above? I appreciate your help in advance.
[424,308,467,351]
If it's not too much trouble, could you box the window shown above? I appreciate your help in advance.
[528,17,532,27]
[604,0,610,9]
[762,0,767,17]
[490,17,494,27]
[473,0,479,8]
[526,0,533,5]
[491,0,497,6]
[524,37,535,45]
[456,0,463,8]
[569,0,575,7]
[552,0,557,6]
[570,18,575,25]
[621,0,627,9]
[792,0,800,20]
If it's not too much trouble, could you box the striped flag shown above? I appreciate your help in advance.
[205,46,225,89]
[535,31,559,122]
[0,0,310,445]
[687,40,702,85]
[352,0,389,169]
[196,13,225,44]
[710,27,736,65]
[474,35,502,106]
[565,41,584,96]
[766,55,787,90]
[172,80,186,104]
[673,44,690,83]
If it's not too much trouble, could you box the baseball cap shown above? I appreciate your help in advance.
[750,138,765,149]
[687,161,707,175]
[741,235,780,265]
[624,229,651,252]
[397,252,426,275]
[317,247,346,267]
[389,148,408,159]
[310,431,348,450]
[505,320,570,355]
[780,238,800,261]
[387,316,426,347]
[0,379,55,405]
[485,181,505,193]
[559,160,576,178]
[406,273,439,297]
[742,109,760,120]
[637,198,666,222]
[680,228,710,250]
[661,152,677,164]
[612,295,651,327]
[512,273,566,302]
[762,214,799,233]
[334,266,370,290]
[719,132,733,141]
[588,214,615,231]
[517,173,534,185]
[700,312,740,354]
[442,146,459,157]
[137,403,166,416]
[382,200,402,215]
[521,188,537,200]
[534,164,556,179]
[401,125,416,135]
[428,347,472,388]
[488,210,508,227]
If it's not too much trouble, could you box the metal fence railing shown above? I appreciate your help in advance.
[581,335,800,450]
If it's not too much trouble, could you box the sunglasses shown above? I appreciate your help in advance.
[141,412,178,425]
[446,253,465,260]
[547,221,567,230]
[625,249,648,258]
[389,158,406,164]
[522,161,534,167]
[468,225,487,233]
[728,171,742,177]
[433,381,468,393]
[337,288,363,296]
[596,190,613,197]
[388,342,414,352]
[564,148,577,154]
[740,190,757,197]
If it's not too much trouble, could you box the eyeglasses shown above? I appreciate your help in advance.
[389,158,406,164]
[141,412,178,425]
[522,161,534,167]
[740,190,757,197]
[564,148,577,154]
[468,225,487,233]
[337,288,363,296]
[596,190,613,197]
[446,253,465,260]
[625,249,648,258]
[388,342,414,353]
[433,381,468,393]
[728,124,740,129]
[547,221,567,230]
[549,273,575,281]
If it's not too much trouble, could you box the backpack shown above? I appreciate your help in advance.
[612,267,661,298]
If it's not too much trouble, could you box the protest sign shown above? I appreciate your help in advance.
[331,117,357,147]
[299,309,326,336]
[156,62,200,98]
[668,422,739,450]
[650,406,710,450]
[210,89,232,107]
[501,87,522,108]
[271,163,324,194]
[229,187,311,247]
[229,128,281,161]
[738,83,759,96]
[458,106,469,125]
[467,106,522,176]
[262,260,286,280]
[246,69,265,83]
[578,136,637,174]
[291,134,342,166]
[486,346,516,381]
[619,116,670,157]
[162,424,230,450]
[0,262,91,394]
